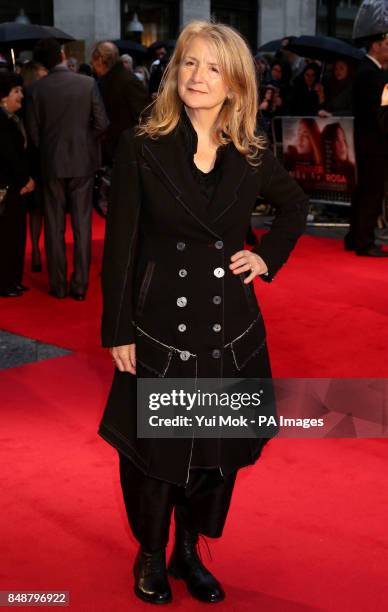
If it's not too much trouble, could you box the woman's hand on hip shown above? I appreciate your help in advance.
[229,250,268,284]
[381,84,388,106]
[110,344,136,374]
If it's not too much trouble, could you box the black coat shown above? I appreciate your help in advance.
[352,56,388,159]
[287,81,322,116]
[98,62,149,162]
[378,105,388,134]
[98,117,308,485]
[0,109,29,291]
[0,108,29,194]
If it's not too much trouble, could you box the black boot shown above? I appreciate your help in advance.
[133,546,172,605]
[168,523,225,603]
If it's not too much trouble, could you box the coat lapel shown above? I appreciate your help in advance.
[209,145,248,223]
[140,121,249,236]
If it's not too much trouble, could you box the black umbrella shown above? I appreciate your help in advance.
[286,35,364,62]
[148,40,176,51]
[0,22,74,45]
[41,26,75,43]
[111,39,147,57]
[257,36,296,54]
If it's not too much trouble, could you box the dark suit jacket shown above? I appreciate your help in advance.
[98,62,149,162]
[98,118,308,484]
[0,108,29,194]
[378,105,388,134]
[353,56,388,158]
[26,64,109,178]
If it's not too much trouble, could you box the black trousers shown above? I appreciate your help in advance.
[348,155,386,251]
[42,176,94,295]
[0,192,26,292]
[118,451,237,553]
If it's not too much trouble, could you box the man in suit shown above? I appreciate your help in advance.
[90,41,149,164]
[345,32,388,257]
[26,38,109,299]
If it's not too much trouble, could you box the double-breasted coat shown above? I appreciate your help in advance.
[98,113,308,486]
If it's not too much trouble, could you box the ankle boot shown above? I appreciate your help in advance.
[133,546,172,604]
[167,523,225,603]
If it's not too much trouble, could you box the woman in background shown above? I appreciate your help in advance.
[288,62,325,116]
[321,59,354,117]
[0,72,34,297]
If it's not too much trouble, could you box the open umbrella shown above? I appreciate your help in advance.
[147,40,176,60]
[41,26,75,43]
[148,40,176,51]
[353,0,388,44]
[257,36,296,54]
[0,22,74,45]
[286,35,364,62]
[0,22,74,69]
[111,39,147,57]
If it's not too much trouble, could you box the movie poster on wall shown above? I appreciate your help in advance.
[282,117,356,195]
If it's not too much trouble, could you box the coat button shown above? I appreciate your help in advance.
[212,324,221,332]
[212,349,221,359]
[177,242,186,251]
[214,267,225,278]
[212,295,222,305]
[180,350,190,361]
[178,269,187,278]
[177,296,187,307]
[178,323,186,332]
[215,240,224,249]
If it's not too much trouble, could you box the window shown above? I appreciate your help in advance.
[317,0,363,40]
[211,0,258,50]
[121,1,179,45]
[0,0,53,24]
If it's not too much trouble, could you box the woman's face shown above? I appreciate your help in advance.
[1,86,23,113]
[334,61,348,81]
[304,68,316,88]
[178,36,230,111]
[271,64,282,81]
[334,127,348,161]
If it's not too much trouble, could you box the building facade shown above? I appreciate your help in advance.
[0,1,365,60]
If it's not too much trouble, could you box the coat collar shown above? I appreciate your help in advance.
[140,111,248,237]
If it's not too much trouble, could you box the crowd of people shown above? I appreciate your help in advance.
[0,29,388,299]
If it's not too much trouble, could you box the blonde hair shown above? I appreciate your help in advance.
[138,20,266,165]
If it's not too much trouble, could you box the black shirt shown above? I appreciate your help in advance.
[180,109,225,206]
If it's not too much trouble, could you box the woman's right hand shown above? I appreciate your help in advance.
[110,344,136,374]
[20,177,35,195]
[381,84,388,106]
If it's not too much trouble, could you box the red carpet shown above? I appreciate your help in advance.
[1,214,388,611]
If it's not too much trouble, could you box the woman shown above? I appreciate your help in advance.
[99,21,308,605]
[320,59,354,117]
[288,62,325,116]
[268,59,291,113]
[0,71,34,297]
